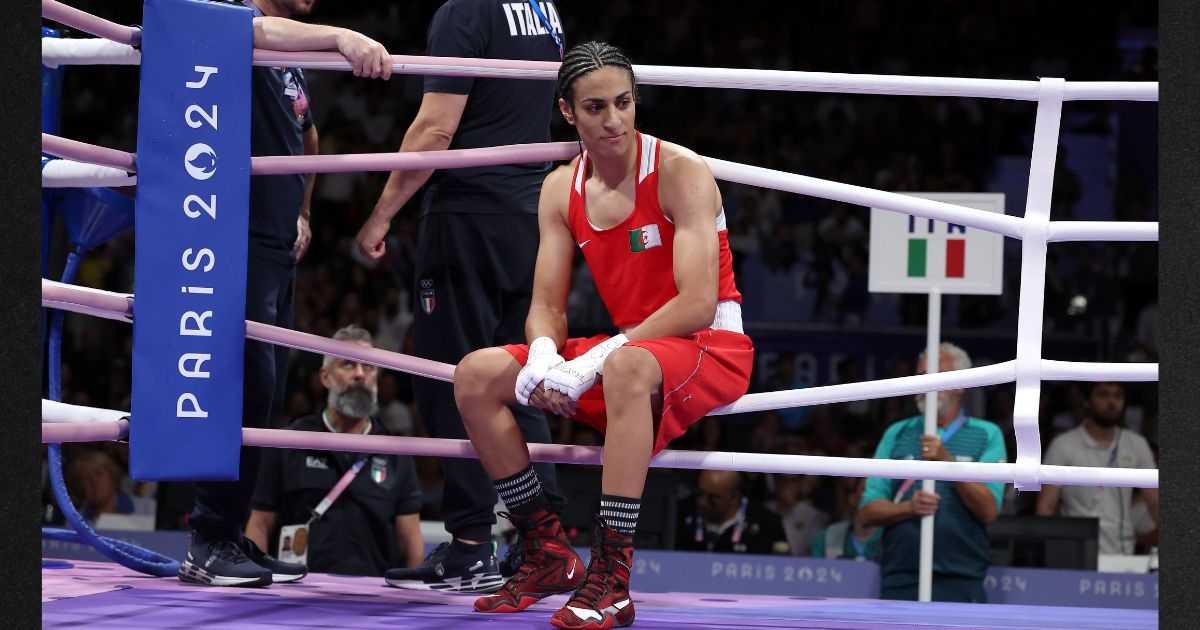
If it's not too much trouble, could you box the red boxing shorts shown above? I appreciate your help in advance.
[503,329,754,455]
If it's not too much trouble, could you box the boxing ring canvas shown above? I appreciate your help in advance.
[43,560,1156,629]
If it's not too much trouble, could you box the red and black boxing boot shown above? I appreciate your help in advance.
[473,508,585,613]
[550,516,636,629]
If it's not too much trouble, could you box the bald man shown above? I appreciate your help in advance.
[676,470,790,554]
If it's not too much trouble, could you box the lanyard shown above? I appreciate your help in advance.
[309,459,365,524]
[894,414,968,502]
[1106,429,1122,467]
[309,410,371,524]
[940,413,968,443]
[695,497,748,546]
[1104,429,1128,549]
[526,0,564,60]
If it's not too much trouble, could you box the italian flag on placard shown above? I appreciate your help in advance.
[629,224,663,252]
[907,238,966,278]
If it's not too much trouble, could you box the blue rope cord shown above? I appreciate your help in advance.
[43,249,180,577]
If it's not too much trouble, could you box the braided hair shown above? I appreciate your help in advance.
[555,41,638,110]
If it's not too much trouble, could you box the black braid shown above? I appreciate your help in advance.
[555,41,638,110]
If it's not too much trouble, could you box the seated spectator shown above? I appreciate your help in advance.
[769,472,828,557]
[675,470,790,555]
[811,477,880,560]
[1036,382,1158,556]
[69,449,155,524]
[857,342,1006,603]
[245,325,424,577]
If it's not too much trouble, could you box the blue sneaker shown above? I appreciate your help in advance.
[240,537,307,584]
[385,541,504,593]
[499,531,525,578]
[179,537,272,587]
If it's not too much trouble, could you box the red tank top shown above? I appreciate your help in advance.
[567,132,742,330]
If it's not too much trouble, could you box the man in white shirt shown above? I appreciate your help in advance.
[1037,382,1159,555]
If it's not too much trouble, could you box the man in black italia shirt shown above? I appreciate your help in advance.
[356,0,568,593]
[179,0,393,588]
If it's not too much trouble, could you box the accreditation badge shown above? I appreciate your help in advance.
[278,523,309,565]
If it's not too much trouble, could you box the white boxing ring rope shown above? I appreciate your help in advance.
[41,0,140,46]
[41,159,136,188]
[41,1,1158,509]
[41,38,1157,102]
[248,51,1158,102]
[43,399,127,424]
[41,36,140,68]
[41,278,1158,491]
[41,133,138,172]
[41,400,1156,490]
[40,279,456,382]
[40,132,1158,247]
[41,278,1157,411]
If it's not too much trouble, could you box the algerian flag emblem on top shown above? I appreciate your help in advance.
[628,224,662,252]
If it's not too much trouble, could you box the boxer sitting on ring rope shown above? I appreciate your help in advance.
[451,41,751,630]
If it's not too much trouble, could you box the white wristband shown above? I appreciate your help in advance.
[587,333,628,374]
[528,336,557,361]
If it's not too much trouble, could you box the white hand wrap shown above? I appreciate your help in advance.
[544,334,628,402]
[515,337,564,406]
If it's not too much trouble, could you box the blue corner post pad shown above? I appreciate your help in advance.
[42,27,63,135]
[131,0,253,481]
[43,27,64,280]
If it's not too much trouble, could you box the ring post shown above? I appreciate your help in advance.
[1011,78,1065,493]
[130,0,253,481]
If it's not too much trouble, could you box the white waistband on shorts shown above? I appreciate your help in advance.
[619,299,743,336]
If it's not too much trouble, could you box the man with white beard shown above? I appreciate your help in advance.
[245,325,425,577]
[856,342,1006,603]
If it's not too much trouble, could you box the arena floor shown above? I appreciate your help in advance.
[42,559,1156,629]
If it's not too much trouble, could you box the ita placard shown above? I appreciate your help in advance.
[868,193,1005,295]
